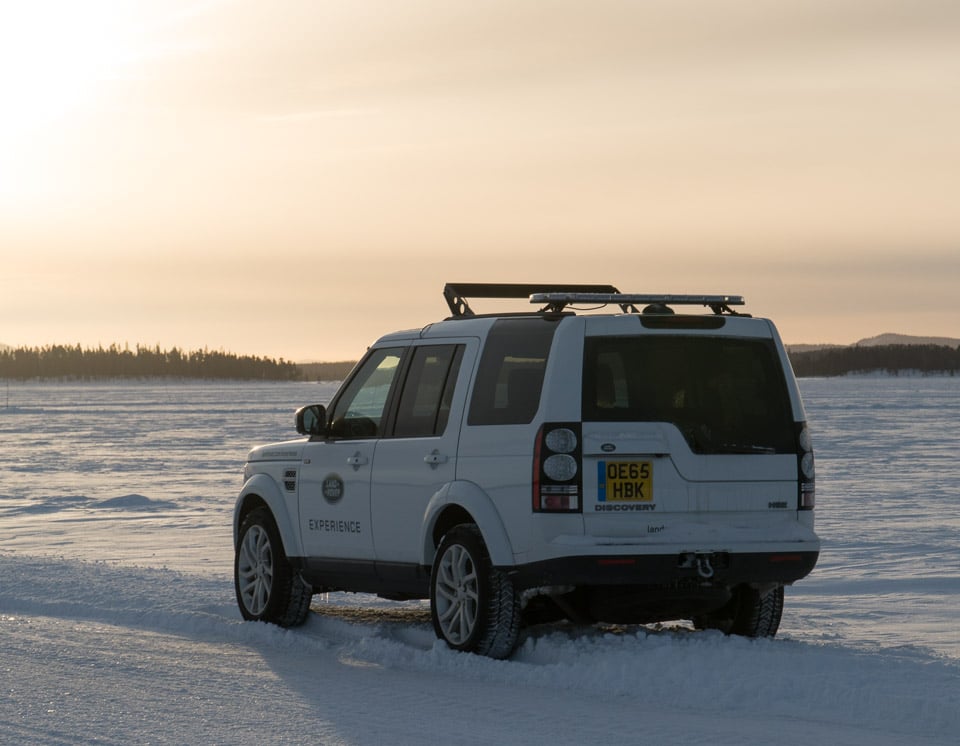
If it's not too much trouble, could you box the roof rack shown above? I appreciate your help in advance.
[444,283,621,317]
[444,283,746,317]
[530,293,746,316]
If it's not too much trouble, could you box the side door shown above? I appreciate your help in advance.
[298,347,405,560]
[371,341,474,565]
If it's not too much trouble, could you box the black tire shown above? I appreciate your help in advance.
[235,507,312,627]
[430,525,521,659]
[693,584,784,638]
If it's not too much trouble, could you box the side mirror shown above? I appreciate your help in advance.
[295,404,327,437]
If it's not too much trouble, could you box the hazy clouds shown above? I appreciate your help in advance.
[2,0,958,358]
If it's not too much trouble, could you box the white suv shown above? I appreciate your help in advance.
[234,283,819,658]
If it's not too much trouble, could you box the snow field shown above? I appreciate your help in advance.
[1,378,958,744]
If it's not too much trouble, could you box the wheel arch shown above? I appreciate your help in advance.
[233,474,302,558]
[420,481,515,567]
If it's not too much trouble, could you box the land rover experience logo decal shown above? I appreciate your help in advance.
[322,474,344,503]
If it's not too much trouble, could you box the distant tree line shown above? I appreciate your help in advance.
[0,344,302,381]
[788,344,960,377]
[4,342,957,381]
[297,361,357,381]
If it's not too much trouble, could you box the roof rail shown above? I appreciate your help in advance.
[530,293,746,316]
[444,283,621,317]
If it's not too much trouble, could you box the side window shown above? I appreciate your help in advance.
[393,345,464,438]
[327,348,403,439]
[468,318,558,426]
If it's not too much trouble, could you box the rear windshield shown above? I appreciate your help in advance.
[582,335,796,454]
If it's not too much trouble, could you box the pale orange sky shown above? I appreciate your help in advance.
[2,0,959,361]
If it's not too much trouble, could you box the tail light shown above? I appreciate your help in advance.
[797,422,815,510]
[533,422,582,512]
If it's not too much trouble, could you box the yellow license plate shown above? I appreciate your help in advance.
[598,461,653,502]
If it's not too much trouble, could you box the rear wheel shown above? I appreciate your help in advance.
[235,508,312,627]
[693,584,784,638]
[430,525,521,659]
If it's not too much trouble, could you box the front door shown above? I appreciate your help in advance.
[298,347,404,560]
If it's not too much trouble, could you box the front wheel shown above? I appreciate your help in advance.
[235,507,312,627]
[430,525,521,659]
[693,584,784,638]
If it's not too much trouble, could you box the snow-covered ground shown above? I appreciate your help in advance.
[2,378,958,745]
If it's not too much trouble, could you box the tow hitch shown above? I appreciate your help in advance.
[679,552,727,580]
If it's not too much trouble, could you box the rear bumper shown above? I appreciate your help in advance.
[503,550,819,591]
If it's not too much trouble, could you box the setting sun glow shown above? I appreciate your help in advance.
[0,3,145,199]
[2,5,132,124]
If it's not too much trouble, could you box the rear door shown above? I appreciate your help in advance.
[580,321,799,540]
[371,340,475,563]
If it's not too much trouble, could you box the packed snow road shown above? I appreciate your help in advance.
[2,553,957,746]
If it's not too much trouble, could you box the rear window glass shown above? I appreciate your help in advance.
[582,335,795,454]
[468,318,559,425]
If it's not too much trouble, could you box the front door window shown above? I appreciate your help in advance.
[327,348,403,439]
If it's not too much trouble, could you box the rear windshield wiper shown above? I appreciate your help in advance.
[716,443,778,454]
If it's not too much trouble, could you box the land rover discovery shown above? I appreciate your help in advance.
[233,283,819,658]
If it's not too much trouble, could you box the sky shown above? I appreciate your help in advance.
[2,0,959,362]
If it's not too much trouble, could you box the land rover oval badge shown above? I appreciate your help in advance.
[322,474,344,503]
[601,443,616,453]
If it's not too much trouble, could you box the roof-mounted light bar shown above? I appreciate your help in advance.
[530,293,746,315]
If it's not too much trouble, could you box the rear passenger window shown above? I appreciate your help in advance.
[468,318,559,425]
[393,345,464,437]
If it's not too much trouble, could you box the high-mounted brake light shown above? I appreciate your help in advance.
[534,423,583,513]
